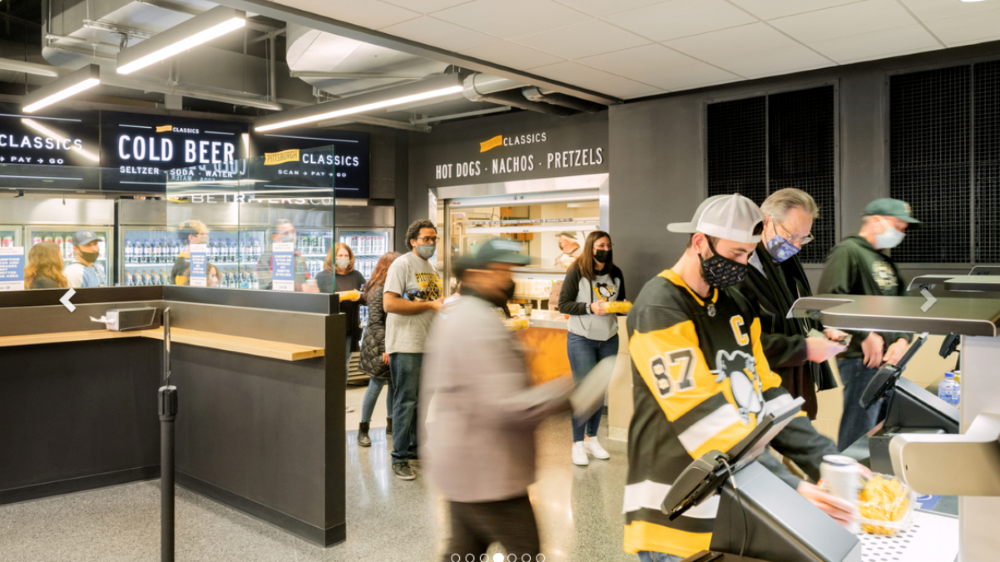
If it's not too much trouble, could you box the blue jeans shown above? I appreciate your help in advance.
[567,332,618,442]
[390,352,422,464]
[638,551,684,562]
[361,377,394,424]
[837,357,892,451]
[345,336,352,382]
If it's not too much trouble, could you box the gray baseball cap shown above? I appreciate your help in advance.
[667,193,764,244]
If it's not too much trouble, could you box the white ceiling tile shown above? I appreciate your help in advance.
[769,0,917,43]
[552,0,670,17]
[640,62,743,91]
[433,0,591,37]
[664,23,798,62]
[530,61,659,98]
[808,24,941,63]
[899,0,1000,23]
[605,0,759,42]
[712,44,833,79]
[382,17,497,51]
[577,44,697,78]
[924,9,1000,47]
[512,20,650,59]
[274,0,421,30]
[459,41,565,70]
[728,0,862,21]
[382,0,474,14]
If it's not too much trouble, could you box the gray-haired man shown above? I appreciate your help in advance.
[740,188,847,419]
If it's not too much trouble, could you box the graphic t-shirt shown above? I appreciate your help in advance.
[384,251,443,354]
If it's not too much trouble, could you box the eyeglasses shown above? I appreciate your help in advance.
[417,236,438,244]
[594,243,613,250]
[773,220,813,245]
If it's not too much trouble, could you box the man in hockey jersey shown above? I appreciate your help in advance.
[624,194,858,561]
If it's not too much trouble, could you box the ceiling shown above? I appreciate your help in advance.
[273,0,1000,100]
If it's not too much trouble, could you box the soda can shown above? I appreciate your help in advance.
[821,454,860,534]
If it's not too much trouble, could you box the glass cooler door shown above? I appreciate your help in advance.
[0,225,21,249]
[26,225,113,286]
[335,228,393,281]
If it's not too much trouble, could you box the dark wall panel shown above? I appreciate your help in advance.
[707,96,767,203]
[975,61,1000,263]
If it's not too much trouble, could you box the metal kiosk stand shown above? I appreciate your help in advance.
[790,290,1000,561]
[663,397,862,562]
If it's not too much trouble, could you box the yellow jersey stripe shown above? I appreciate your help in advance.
[624,521,711,558]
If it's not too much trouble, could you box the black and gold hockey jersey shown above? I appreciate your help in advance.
[623,270,835,558]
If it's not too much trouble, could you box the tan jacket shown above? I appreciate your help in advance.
[421,293,573,503]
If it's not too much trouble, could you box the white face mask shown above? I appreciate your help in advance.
[874,218,905,249]
[336,258,350,270]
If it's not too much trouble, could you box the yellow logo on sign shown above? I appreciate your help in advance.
[156,125,173,133]
[480,135,503,153]
[264,149,300,166]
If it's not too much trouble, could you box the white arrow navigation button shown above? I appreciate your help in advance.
[920,288,937,313]
[60,288,77,313]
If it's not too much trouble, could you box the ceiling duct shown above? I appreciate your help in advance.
[462,74,575,116]
[521,86,604,114]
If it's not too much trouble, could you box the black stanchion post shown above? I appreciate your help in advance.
[159,308,176,562]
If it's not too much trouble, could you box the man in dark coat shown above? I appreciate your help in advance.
[740,188,847,419]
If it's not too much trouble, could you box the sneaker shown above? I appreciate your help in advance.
[585,437,610,460]
[572,442,589,466]
[392,462,416,480]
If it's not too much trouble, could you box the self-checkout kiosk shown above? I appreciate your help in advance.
[790,286,1000,561]
[663,398,862,562]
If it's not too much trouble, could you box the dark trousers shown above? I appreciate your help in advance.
[837,357,892,451]
[444,496,540,562]
[567,332,618,442]
[389,352,422,464]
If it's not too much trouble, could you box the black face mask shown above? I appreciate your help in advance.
[79,250,99,264]
[698,238,748,289]
[594,249,609,263]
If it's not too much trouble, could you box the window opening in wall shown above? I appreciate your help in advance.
[889,66,970,264]
[707,85,836,264]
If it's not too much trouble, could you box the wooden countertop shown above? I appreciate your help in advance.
[0,327,324,362]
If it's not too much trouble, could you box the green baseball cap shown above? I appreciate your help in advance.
[863,198,921,229]
[453,239,529,280]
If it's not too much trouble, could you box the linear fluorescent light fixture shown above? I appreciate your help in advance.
[255,74,464,132]
[23,65,100,113]
[117,6,245,75]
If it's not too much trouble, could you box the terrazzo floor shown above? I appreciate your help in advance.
[1,385,636,562]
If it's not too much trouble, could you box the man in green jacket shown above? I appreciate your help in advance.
[818,198,920,450]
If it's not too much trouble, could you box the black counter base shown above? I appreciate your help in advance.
[0,465,159,506]
[177,472,346,547]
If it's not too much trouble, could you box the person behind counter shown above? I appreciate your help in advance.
[383,219,444,481]
[740,188,847,419]
[255,219,318,293]
[356,251,402,447]
[317,243,365,413]
[25,242,68,289]
[554,231,582,269]
[818,198,919,451]
[422,239,573,562]
[625,194,854,562]
[558,230,624,467]
[171,220,210,286]
[64,230,106,288]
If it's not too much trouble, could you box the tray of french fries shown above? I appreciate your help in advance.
[858,474,915,535]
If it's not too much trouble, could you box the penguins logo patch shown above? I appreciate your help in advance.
[713,349,764,424]
[593,282,615,302]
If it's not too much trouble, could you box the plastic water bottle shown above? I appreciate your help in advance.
[938,372,960,407]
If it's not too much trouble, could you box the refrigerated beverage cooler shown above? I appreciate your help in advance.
[0,225,21,249]
[120,200,270,288]
[26,226,114,285]
[296,228,336,280]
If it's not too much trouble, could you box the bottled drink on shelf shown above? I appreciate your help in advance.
[125,240,133,264]
[54,235,64,251]
[43,235,53,244]
[252,239,261,260]
[160,270,169,285]
[98,236,106,259]
[152,240,161,264]
[32,235,41,247]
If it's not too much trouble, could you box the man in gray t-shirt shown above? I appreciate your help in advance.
[383,219,443,480]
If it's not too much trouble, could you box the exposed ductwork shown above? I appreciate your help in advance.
[521,86,605,114]
[462,73,576,116]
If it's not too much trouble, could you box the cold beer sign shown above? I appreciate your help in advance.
[102,112,247,192]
